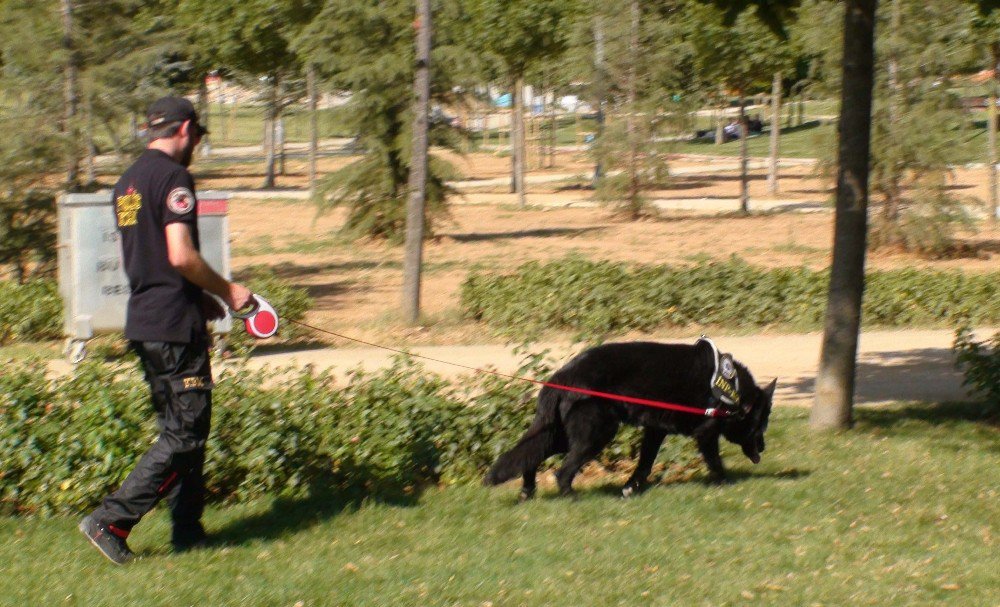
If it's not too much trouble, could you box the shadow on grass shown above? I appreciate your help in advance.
[210,473,425,547]
[855,400,999,431]
[528,467,811,502]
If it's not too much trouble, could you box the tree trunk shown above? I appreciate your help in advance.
[715,98,725,145]
[198,77,211,157]
[739,96,749,214]
[263,76,278,188]
[537,83,546,169]
[513,76,526,207]
[548,89,557,168]
[277,78,286,177]
[308,64,319,197]
[882,0,903,234]
[83,90,96,187]
[403,0,432,323]
[627,0,641,218]
[277,116,286,176]
[811,0,878,431]
[61,0,79,189]
[593,16,606,186]
[767,72,782,195]
[989,44,999,224]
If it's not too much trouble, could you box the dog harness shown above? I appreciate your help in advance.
[698,336,744,417]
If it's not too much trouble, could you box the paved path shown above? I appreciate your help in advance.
[239,329,979,408]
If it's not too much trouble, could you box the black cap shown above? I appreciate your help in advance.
[146,96,207,135]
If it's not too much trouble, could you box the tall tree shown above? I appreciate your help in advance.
[686,1,795,213]
[810,0,877,430]
[403,0,432,323]
[0,0,65,281]
[177,0,321,187]
[971,0,1000,223]
[867,0,977,255]
[60,0,79,188]
[767,70,782,194]
[467,0,569,207]
[583,0,694,218]
[295,0,469,242]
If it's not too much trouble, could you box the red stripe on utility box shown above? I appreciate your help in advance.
[197,198,228,216]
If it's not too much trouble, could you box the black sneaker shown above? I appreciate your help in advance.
[79,515,135,565]
[172,522,209,552]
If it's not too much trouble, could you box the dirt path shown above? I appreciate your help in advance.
[240,328,977,408]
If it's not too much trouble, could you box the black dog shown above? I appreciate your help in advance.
[484,340,776,499]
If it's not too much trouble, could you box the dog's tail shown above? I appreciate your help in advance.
[484,386,564,486]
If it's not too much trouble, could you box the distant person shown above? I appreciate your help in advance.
[78,96,253,565]
[747,114,764,134]
[723,118,741,141]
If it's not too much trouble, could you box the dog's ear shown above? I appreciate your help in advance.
[763,379,777,398]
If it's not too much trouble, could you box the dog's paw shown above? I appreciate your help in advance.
[518,489,535,503]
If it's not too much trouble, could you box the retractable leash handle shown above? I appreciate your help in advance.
[230,297,259,320]
[230,294,279,339]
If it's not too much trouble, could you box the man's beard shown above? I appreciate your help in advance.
[179,138,197,167]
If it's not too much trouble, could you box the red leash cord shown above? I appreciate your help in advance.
[284,319,731,418]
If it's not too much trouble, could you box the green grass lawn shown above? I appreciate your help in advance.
[2,404,996,606]
[200,105,354,148]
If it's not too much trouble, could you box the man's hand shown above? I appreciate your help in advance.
[226,283,253,313]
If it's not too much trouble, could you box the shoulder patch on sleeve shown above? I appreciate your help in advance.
[166,187,196,215]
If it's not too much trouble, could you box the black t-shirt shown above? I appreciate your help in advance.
[113,149,205,343]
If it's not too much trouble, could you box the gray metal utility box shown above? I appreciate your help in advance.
[57,190,232,362]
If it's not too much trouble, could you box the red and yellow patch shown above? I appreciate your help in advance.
[166,187,196,215]
[115,187,142,227]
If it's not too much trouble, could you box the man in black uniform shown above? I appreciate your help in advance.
[79,96,252,564]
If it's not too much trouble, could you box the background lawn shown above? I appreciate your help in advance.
[1,404,996,606]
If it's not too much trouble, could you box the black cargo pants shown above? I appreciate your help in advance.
[90,336,213,537]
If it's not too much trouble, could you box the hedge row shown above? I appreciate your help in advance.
[0,353,681,516]
[460,256,1000,338]
[0,267,311,349]
[0,279,62,344]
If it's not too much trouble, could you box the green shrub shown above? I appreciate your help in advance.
[954,327,1000,411]
[0,358,151,515]
[461,256,1000,339]
[0,279,62,344]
